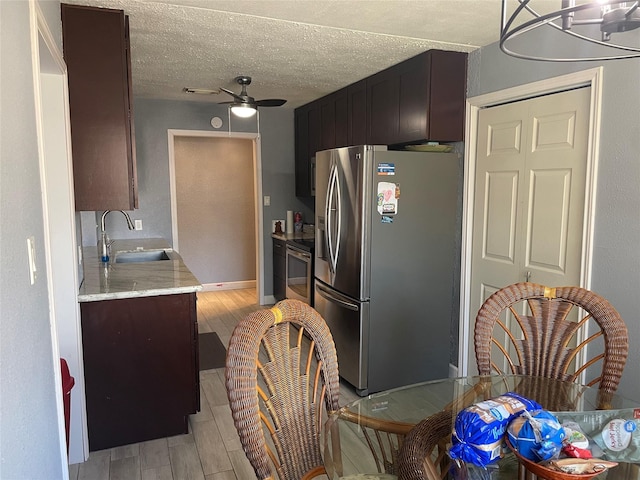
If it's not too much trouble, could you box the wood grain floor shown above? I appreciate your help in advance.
[69,289,358,480]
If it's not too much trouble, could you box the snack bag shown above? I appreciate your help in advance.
[549,458,618,475]
[594,417,640,461]
[562,421,592,458]
[507,410,565,461]
[555,408,640,462]
[449,392,542,466]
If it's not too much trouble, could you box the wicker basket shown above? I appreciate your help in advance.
[504,436,609,480]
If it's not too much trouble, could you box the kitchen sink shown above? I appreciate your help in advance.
[114,250,171,263]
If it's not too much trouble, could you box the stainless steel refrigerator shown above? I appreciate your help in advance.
[314,145,461,396]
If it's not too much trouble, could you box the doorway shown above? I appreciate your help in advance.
[168,130,265,304]
[31,0,86,469]
[458,68,604,377]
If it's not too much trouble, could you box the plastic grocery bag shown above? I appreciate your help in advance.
[449,392,542,466]
[507,410,565,461]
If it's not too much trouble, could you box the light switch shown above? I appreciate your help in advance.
[27,236,37,285]
[264,196,271,206]
[135,219,143,230]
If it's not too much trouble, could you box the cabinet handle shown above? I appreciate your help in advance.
[525,271,531,282]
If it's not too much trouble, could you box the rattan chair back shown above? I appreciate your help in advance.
[225,299,341,480]
[397,409,453,480]
[474,282,628,394]
[338,410,414,476]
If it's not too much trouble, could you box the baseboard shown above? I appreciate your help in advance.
[449,363,458,378]
[201,280,256,292]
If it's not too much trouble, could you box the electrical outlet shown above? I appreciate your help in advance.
[135,219,143,230]
[27,236,37,285]
[78,245,83,266]
[264,195,271,206]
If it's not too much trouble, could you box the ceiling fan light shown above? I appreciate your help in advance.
[231,104,257,118]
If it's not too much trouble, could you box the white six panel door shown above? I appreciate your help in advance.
[468,87,591,375]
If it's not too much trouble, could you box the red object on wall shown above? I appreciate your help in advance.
[60,358,75,454]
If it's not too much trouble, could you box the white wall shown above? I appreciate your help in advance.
[467,39,640,401]
[0,1,67,477]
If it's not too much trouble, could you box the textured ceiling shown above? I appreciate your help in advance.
[62,0,507,108]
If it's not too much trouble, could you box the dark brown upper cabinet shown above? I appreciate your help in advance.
[320,88,349,150]
[348,79,368,147]
[294,49,467,197]
[62,4,138,211]
[368,50,468,145]
[294,101,321,197]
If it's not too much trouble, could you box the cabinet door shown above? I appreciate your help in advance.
[348,79,367,146]
[334,88,349,148]
[273,238,286,301]
[367,68,399,145]
[81,293,198,450]
[425,50,468,142]
[294,102,320,197]
[62,4,138,211]
[307,103,321,195]
[397,53,430,144]
[123,16,138,208]
[320,95,336,150]
[295,106,311,197]
[307,101,321,160]
[320,89,349,150]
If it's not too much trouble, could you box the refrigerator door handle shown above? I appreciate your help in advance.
[326,163,338,274]
[333,163,342,270]
[315,282,359,311]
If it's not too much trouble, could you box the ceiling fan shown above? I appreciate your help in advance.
[219,75,287,117]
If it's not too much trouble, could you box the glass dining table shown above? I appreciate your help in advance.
[322,375,640,479]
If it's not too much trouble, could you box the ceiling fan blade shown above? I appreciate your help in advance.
[183,87,220,95]
[219,87,245,102]
[256,99,287,107]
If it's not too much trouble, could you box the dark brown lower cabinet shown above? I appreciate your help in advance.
[81,293,199,451]
[273,238,286,301]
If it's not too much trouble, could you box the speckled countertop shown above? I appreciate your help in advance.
[78,238,202,302]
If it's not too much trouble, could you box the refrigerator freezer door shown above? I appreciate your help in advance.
[314,280,370,394]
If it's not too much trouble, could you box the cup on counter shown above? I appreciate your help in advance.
[286,210,294,234]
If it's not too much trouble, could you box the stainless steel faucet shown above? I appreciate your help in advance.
[100,210,135,233]
[99,210,135,262]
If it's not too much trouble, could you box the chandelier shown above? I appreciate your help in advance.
[500,0,640,61]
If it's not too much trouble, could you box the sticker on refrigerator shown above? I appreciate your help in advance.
[377,163,395,175]
[377,182,398,216]
[381,216,394,224]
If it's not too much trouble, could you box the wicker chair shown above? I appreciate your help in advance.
[338,410,414,477]
[474,282,629,401]
[397,409,453,480]
[225,299,341,480]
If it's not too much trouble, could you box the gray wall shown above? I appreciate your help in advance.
[468,42,640,401]
[92,98,313,296]
[0,1,67,478]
